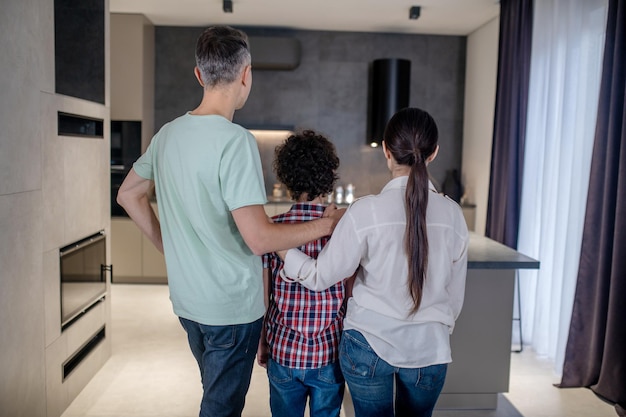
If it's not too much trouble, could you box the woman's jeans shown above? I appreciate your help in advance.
[179,317,263,417]
[267,358,345,417]
[339,329,447,417]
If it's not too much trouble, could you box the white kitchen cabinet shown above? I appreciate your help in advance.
[111,203,167,284]
[110,217,143,279]
[142,233,167,279]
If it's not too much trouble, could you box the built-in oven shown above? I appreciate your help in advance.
[60,231,109,330]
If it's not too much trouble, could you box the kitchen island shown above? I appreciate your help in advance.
[436,232,539,409]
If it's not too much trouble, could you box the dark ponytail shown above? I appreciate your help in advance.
[383,108,438,315]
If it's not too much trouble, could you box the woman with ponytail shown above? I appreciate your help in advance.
[277,107,469,417]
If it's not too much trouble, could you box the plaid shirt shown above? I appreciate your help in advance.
[262,203,346,369]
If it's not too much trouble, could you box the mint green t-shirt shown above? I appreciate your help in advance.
[134,113,267,325]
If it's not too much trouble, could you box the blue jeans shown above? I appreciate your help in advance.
[267,358,345,417]
[339,329,447,417]
[179,317,263,417]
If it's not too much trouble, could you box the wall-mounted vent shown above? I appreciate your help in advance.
[368,58,411,147]
[62,326,106,380]
[58,112,104,138]
[249,36,301,70]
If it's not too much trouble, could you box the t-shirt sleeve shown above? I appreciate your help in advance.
[220,130,267,210]
[132,138,155,180]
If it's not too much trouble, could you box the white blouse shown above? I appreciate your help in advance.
[282,176,469,368]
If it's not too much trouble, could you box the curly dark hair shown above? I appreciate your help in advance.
[273,130,340,202]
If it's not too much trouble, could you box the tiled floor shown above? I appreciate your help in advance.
[61,284,618,417]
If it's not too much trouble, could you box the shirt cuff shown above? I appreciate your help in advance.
[279,249,310,282]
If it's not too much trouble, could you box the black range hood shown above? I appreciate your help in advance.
[368,58,411,147]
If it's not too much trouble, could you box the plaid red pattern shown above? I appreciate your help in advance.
[262,203,346,369]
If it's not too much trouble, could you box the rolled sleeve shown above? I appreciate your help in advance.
[280,249,313,281]
[448,222,470,326]
[281,211,362,291]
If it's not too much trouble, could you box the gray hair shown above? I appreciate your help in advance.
[195,26,251,88]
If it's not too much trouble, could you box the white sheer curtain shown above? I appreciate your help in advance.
[516,0,607,376]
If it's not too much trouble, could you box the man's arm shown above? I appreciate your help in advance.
[116,169,164,253]
[231,205,345,256]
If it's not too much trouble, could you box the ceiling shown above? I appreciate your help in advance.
[109,0,500,36]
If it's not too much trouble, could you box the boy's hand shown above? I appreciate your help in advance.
[257,334,269,368]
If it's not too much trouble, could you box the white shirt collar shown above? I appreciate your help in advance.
[381,175,438,194]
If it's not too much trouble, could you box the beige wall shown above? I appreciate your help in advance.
[0,1,112,416]
[462,17,500,235]
[111,13,155,151]
[111,14,145,121]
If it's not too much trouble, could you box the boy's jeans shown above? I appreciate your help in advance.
[339,329,447,417]
[267,358,345,417]
[179,316,262,417]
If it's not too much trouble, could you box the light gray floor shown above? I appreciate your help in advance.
[61,284,618,417]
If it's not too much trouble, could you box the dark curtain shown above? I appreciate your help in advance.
[484,0,533,248]
[559,0,626,415]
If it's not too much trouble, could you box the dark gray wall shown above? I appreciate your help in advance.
[154,26,466,197]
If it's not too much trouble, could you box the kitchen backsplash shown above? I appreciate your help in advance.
[154,26,466,197]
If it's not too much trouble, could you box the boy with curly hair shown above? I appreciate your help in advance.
[258,130,352,417]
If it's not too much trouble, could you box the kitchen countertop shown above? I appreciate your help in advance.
[265,198,350,207]
[265,201,538,270]
[468,232,539,269]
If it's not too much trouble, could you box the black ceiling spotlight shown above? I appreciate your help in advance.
[409,6,421,20]
[223,0,233,13]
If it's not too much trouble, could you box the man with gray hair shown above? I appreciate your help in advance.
[117,26,342,417]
